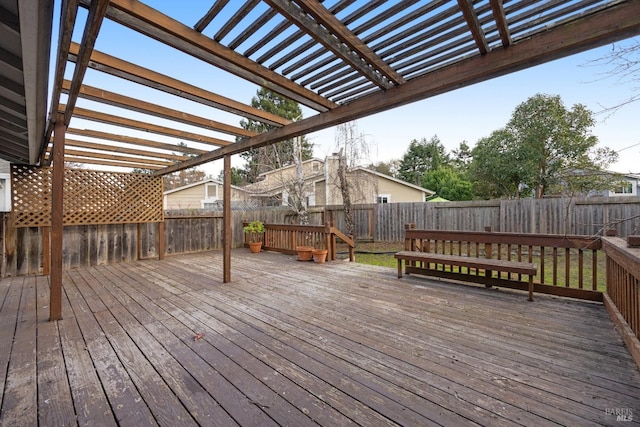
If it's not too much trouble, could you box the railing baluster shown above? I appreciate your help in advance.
[565,248,571,287]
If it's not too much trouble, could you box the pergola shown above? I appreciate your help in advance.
[2,0,640,321]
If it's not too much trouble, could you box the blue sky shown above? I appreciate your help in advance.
[56,2,640,177]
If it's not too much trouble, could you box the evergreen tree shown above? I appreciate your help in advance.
[240,88,313,183]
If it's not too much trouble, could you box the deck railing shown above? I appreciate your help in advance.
[602,236,640,367]
[403,225,603,301]
[243,222,355,261]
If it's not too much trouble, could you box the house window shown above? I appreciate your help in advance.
[377,194,390,203]
[612,182,633,194]
[312,162,320,172]
[205,184,218,199]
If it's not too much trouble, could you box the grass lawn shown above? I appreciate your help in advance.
[349,242,607,292]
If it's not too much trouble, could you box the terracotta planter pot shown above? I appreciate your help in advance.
[296,246,314,261]
[248,241,262,253]
[312,249,328,264]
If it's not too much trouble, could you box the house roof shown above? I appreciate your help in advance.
[163,178,247,196]
[351,166,435,196]
[3,1,640,171]
[242,158,325,195]
[0,0,52,164]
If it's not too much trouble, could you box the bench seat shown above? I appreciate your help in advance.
[395,251,538,301]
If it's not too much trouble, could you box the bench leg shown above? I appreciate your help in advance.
[528,276,533,302]
[397,259,403,278]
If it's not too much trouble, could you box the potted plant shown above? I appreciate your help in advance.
[243,220,265,253]
[312,248,328,263]
[296,245,314,261]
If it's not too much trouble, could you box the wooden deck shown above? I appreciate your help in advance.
[1,250,639,426]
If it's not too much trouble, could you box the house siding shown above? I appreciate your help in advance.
[164,183,249,209]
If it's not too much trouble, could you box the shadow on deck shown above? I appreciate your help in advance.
[1,250,638,426]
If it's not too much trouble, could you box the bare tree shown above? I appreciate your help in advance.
[334,121,375,237]
[589,38,640,114]
[289,135,309,225]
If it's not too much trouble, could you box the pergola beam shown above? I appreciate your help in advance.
[66,128,208,156]
[64,148,174,167]
[458,0,489,54]
[85,0,336,112]
[265,0,401,89]
[62,105,233,147]
[64,155,164,170]
[63,0,108,126]
[490,0,512,47]
[68,43,289,128]
[62,80,256,138]
[156,0,640,176]
[65,138,190,162]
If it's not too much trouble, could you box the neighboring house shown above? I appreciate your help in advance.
[604,173,639,197]
[163,179,250,210]
[242,154,434,206]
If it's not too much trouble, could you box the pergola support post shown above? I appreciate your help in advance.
[223,154,231,283]
[50,114,65,321]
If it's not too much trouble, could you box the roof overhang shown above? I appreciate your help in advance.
[0,0,52,164]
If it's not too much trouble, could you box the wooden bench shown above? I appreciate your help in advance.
[395,251,538,301]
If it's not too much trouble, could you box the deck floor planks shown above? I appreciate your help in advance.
[204,254,636,424]
[64,270,159,426]
[35,275,77,427]
[212,278,595,426]
[1,250,639,426]
[173,290,453,426]
[58,317,117,426]
[235,259,638,416]
[0,277,23,405]
[96,263,304,426]
[240,256,637,387]
[189,285,519,426]
[162,293,370,426]
[206,265,601,426]
[1,276,38,426]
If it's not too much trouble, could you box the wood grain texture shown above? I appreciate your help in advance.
[0,250,638,425]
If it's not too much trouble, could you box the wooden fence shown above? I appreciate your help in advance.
[0,196,638,277]
[370,196,640,241]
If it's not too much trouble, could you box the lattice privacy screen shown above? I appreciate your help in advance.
[11,165,164,227]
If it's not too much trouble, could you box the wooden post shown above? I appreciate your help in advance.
[324,222,331,261]
[42,226,50,275]
[223,155,231,283]
[50,115,65,321]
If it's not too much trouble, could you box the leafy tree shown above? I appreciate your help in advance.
[469,129,527,199]
[422,166,473,201]
[397,136,450,186]
[469,94,617,199]
[240,88,313,183]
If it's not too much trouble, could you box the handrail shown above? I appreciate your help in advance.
[602,236,640,368]
[243,221,354,262]
[402,224,603,301]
